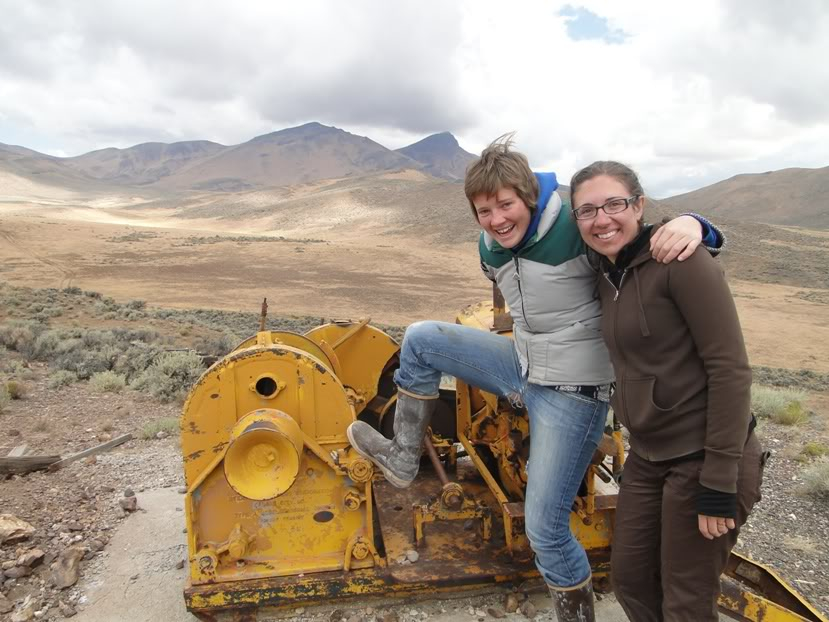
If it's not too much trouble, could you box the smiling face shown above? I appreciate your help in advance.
[472,187,533,249]
[572,174,645,263]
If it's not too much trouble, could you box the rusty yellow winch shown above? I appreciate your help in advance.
[180,299,827,622]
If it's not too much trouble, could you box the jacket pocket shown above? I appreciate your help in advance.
[619,376,658,435]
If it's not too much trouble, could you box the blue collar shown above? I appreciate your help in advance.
[513,172,558,252]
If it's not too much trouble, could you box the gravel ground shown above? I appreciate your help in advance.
[734,420,829,613]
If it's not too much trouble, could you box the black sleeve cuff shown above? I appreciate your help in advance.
[696,485,737,518]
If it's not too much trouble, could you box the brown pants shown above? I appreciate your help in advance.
[611,433,765,621]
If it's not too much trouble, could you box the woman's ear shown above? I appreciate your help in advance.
[633,195,646,219]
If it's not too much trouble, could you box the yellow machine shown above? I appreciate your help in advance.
[181,299,828,622]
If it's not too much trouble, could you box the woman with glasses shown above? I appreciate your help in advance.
[349,136,724,622]
[570,160,765,621]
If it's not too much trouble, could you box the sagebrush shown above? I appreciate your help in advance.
[751,386,807,423]
[89,370,127,393]
[130,351,204,402]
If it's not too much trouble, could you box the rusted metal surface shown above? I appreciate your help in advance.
[717,553,828,621]
[491,283,514,332]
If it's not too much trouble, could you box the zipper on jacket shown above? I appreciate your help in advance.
[604,269,635,436]
[512,256,532,331]
[603,270,627,301]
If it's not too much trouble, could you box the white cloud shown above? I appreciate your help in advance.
[0,0,827,195]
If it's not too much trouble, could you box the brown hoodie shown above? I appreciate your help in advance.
[597,234,752,495]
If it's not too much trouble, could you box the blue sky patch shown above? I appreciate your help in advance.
[560,5,629,44]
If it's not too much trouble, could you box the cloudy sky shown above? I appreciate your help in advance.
[0,0,826,196]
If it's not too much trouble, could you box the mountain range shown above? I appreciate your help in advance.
[0,122,475,194]
[1,122,827,228]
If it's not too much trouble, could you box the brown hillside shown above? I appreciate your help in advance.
[133,169,479,243]
[150,122,422,191]
[1,143,95,192]
[64,140,225,185]
[395,132,476,181]
[662,167,829,229]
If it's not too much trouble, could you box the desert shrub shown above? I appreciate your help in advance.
[0,386,9,412]
[54,346,113,380]
[0,320,46,357]
[751,386,807,421]
[89,370,127,393]
[801,442,829,459]
[131,351,204,402]
[140,417,180,439]
[753,366,829,392]
[112,343,165,381]
[195,332,239,357]
[1,359,28,377]
[5,380,25,400]
[31,329,64,360]
[772,401,809,426]
[123,309,145,321]
[48,370,78,389]
[80,329,119,350]
[800,460,829,497]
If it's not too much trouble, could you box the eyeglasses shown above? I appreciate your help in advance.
[571,195,640,220]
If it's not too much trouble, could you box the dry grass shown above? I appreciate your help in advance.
[5,380,26,400]
[751,386,808,424]
[140,417,180,440]
[800,442,829,460]
[799,460,829,498]
[772,401,809,426]
[48,370,78,389]
[89,370,127,393]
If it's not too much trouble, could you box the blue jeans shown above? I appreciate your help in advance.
[393,321,607,588]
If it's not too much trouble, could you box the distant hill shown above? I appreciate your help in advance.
[3,128,828,232]
[395,132,476,181]
[0,142,109,194]
[155,122,421,191]
[663,167,829,229]
[1,124,473,193]
[64,140,225,185]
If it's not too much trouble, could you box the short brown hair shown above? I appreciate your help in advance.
[464,133,539,219]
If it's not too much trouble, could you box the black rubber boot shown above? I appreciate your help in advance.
[346,392,435,488]
[548,576,596,622]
